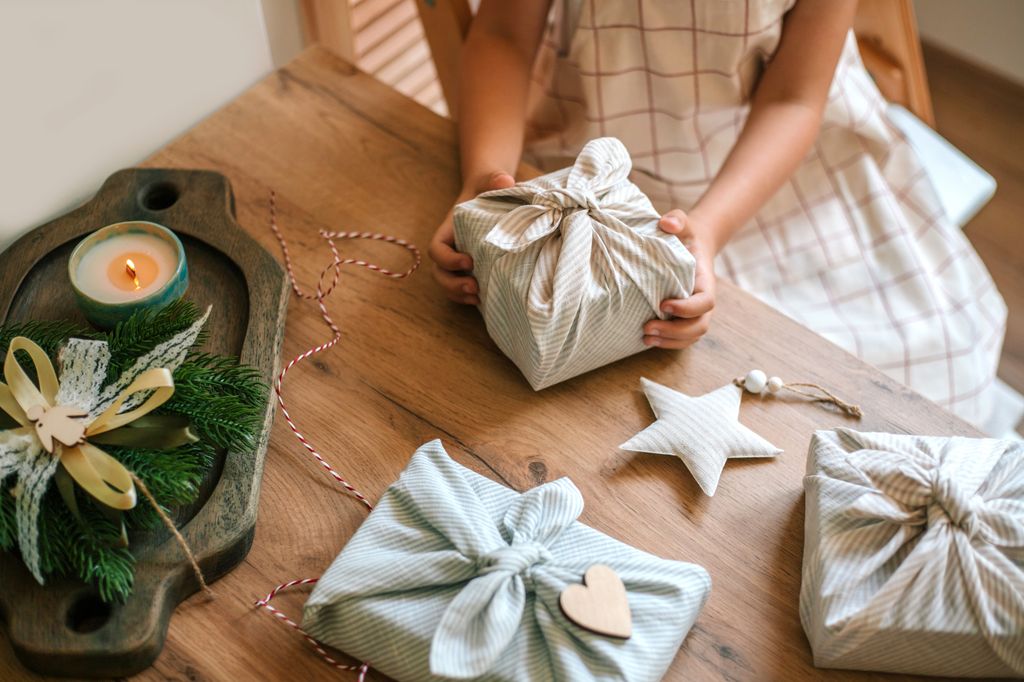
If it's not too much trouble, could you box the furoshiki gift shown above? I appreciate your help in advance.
[801,428,1024,677]
[453,137,695,390]
[302,440,711,681]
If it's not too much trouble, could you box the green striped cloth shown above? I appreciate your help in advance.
[453,137,695,390]
[303,440,711,681]
[802,429,1024,677]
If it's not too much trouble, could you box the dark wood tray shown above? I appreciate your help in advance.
[0,168,289,677]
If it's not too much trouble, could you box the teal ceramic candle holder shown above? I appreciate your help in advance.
[68,221,188,329]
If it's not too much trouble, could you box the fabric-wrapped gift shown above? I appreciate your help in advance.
[801,428,1024,677]
[453,137,695,390]
[303,440,711,681]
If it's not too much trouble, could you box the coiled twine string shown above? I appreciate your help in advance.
[254,191,421,678]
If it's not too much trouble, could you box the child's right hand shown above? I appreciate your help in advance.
[429,171,516,305]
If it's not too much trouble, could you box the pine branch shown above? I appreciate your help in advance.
[0,319,99,358]
[0,485,15,547]
[104,300,205,381]
[0,301,267,602]
[165,355,266,450]
[38,494,135,602]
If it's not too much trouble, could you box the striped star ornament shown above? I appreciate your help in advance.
[620,378,781,496]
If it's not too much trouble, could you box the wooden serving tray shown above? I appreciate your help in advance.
[0,168,289,677]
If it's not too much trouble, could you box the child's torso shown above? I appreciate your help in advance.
[526,0,801,195]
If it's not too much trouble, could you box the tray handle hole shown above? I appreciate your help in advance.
[66,593,112,634]
[140,181,179,211]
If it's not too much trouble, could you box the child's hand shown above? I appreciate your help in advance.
[643,210,717,349]
[429,171,516,305]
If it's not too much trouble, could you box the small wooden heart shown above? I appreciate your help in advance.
[559,564,632,639]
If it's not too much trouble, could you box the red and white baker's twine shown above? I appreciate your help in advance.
[255,191,421,676]
[267,191,419,510]
[255,579,369,679]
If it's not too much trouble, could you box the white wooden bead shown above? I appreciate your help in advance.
[767,376,784,394]
[743,369,767,394]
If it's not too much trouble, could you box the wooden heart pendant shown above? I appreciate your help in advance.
[559,564,632,639]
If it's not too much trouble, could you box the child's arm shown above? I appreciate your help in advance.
[645,0,858,349]
[428,0,552,305]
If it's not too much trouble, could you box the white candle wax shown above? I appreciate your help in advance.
[74,232,179,303]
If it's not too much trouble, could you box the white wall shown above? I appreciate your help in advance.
[262,0,306,67]
[0,0,275,250]
[914,0,1024,85]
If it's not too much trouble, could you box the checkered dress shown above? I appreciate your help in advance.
[524,0,1007,428]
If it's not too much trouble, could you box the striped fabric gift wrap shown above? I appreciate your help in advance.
[801,428,1024,677]
[302,440,711,681]
[453,137,695,390]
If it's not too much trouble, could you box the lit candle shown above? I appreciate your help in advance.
[69,221,188,328]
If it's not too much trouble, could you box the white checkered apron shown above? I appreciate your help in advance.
[524,0,1007,428]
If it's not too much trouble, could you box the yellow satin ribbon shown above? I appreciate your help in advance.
[0,337,175,511]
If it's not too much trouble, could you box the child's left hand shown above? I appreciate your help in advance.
[643,210,717,349]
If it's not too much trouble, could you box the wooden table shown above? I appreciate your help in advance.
[1,47,980,681]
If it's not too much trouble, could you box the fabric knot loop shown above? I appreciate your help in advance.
[826,430,1024,676]
[533,187,599,213]
[931,470,981,536]
[478,542,552,578]
[480,138,635,255]
[428,477,584,679]
[484,188,604,253]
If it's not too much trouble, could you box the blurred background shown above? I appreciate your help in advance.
[0,0,1020,435]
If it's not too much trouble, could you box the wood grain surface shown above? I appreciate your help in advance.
[0,47,981,681]
[0,169,289,677]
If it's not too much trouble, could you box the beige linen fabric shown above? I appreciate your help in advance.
[525,0,1006,427]
[801,429,1024,677]
[454,137,695,390]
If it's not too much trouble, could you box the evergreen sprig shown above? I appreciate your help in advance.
[0,302,266,602]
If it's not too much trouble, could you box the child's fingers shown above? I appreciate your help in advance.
[433,266,477,295]
[643,334,701,350]
[432,265,479,303]
[660,292,715,318]
[658,210,688,235]
[644,314,710,342]
[429,237,473,272]
[481,171,516,192]
[643,314,710,348]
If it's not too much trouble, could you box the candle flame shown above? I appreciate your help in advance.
[125,259,141,290]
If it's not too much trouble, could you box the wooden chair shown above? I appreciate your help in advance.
[300,0,355,62]
[301,0,935,126]
[854,0,935,125]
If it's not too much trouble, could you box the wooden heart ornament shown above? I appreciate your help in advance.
[559,564,632,639]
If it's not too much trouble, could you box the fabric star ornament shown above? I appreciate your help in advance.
[620,378,782,496]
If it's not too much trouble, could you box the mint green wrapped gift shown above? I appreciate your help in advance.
[303,440,711,681]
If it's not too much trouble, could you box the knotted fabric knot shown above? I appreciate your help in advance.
[931,470,981,537]
[478,542,552,578]
[478,138,639,257]
[428,476,584,679]
[818,430,1024,676]
[532,187,600,213]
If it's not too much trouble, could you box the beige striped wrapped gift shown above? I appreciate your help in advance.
[801,428,1024,677]
[453,138,695,390]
